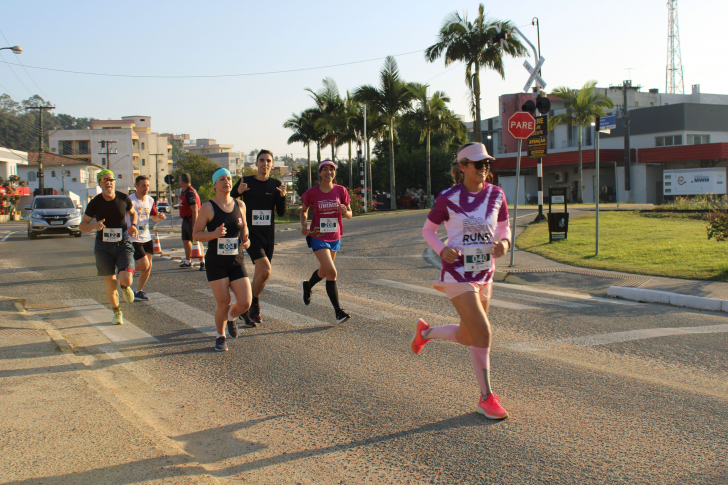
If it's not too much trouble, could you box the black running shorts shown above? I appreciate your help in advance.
[132,240,154,261]
[205,260,248,283]
[246,242,274,263]
[181,220,194,241]
[94,239,134,277]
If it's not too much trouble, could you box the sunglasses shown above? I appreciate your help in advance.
[461,160,492,170]
[100,177,115,183]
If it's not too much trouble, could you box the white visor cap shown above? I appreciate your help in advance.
[457,143,496,163]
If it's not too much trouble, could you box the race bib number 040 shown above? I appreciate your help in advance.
[102,228,122,242]
[252,210,272,226]
[320,218,338,233]
[217,237,238,256]
[464,246,492,272]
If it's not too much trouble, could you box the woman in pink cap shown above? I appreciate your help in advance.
[412,142,512,419]
[300,160,353,324]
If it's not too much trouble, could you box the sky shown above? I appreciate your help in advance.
[0,0,723,160]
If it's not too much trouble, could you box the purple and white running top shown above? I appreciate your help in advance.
[426,183,509,285]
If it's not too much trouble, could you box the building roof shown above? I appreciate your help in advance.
[27,152,104,169]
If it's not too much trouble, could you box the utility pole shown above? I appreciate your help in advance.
[150,153,164,199]
[609,80,640,195]
[26,105,56,193]
[98,140,118,169]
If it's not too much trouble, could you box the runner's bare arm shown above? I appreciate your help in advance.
[79,214,102,232]
[238,200,250,249]
[192,203,216,242]
[300,203,310,236]
[127,206,138,239]
[339,203,352,220]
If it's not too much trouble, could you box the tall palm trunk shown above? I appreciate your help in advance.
[331,143,335,163]
[316,143,321,163]
[348,141,352,189]
[577,127,583,203]
[426,130,432,208]
[472,64,482,143]
[307,143,312,190]
[367,138,373,206]
[389,120,396,210]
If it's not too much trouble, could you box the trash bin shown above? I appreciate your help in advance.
[548,212,569,241]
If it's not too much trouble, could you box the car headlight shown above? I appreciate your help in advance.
[69,211,81,219]
[31,213,43,220]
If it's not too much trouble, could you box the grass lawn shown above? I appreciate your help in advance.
[516,212,728,281]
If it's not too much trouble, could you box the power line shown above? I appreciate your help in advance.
[0,49,424,79]
[0,52,34,96]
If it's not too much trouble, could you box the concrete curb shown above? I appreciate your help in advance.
[607,286,728,313]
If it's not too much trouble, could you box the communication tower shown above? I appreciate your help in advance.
[666,0,684,94]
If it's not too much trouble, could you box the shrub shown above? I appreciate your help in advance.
[348,187,381,215]
[707,210,728,242]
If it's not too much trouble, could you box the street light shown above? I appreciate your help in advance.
[0,46,22,54]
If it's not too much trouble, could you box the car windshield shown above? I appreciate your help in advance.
[34,198,74,209]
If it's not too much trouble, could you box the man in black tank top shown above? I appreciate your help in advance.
[230,149,287,327]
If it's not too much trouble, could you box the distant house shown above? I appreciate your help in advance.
[25,152,104,210]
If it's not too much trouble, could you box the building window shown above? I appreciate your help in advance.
[656,135,683,147]
[142,159,146,166]
[687,134,710,145]
[141,142,145,150]
[27,171,36,181]
[60,141,73,155]
[101,157,106,166]
[118,174,123,179]
[78,140,90,155]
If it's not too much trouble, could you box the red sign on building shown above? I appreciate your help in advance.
[507,112,536,139]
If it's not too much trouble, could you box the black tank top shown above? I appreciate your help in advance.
[205,199,244,264]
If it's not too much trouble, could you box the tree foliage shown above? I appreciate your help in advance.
[172,153,220,200]
[0,94,93,152]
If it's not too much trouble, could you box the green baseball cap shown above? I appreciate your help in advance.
[97,169,115,181]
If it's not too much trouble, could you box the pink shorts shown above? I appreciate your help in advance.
[432,281,493,300]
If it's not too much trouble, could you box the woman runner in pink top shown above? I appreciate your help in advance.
[300,160,353,324]
[413,142,512,419]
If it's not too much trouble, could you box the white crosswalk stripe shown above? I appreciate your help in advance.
[145,292,218,336]
[195,289,331,327]
[63,299,158,344]
[266,283,400,321]
[366,279,539,311]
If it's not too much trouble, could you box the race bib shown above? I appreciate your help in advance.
[217,237,238,256]
[320,218,338,233]
[252,210,272,226]
[102,228,122,242]
[464,245,492,272]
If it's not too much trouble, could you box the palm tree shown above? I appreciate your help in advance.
[425,4,525,143]
[283,109,318,190]
[548,80,615,203]
[405,83,466,207]
[336,92,363,189]
[354,56,415,210]
[306,77,344,163]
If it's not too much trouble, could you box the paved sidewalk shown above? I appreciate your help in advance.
[0,298,219,485]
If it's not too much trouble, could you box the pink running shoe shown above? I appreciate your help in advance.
[477,393,509,419]
[411,319,432,354]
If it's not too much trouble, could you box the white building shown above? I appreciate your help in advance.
[185,139,246,176]
[49,116,173,198]
[23,152,104,211]
[0,146,28,181]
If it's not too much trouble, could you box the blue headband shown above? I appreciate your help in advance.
[212,168,231,184]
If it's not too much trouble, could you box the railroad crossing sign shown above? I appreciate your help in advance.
[523,57,546,92]
[507,112,536,139]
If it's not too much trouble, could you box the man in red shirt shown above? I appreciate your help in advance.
[178,173,204,269]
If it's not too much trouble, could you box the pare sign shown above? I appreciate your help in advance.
[507,112,536,139]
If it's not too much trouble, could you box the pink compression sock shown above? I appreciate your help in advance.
[469,346,492,397]
[424,324,458,342]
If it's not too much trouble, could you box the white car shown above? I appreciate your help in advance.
[156,201,171,214]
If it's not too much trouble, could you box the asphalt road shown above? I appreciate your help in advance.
[1,211,727,484]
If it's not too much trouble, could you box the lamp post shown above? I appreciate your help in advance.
[0,46,22,54]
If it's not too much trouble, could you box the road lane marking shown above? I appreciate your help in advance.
[265,284,400,321]
[63,299,158,344]
[97,345,154,383]
[0,231,16,242]
[366,279,538,311]
[145,292,218,336]
[195,289,330,327]
[506,323,728,351]
[491,290,590,308]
